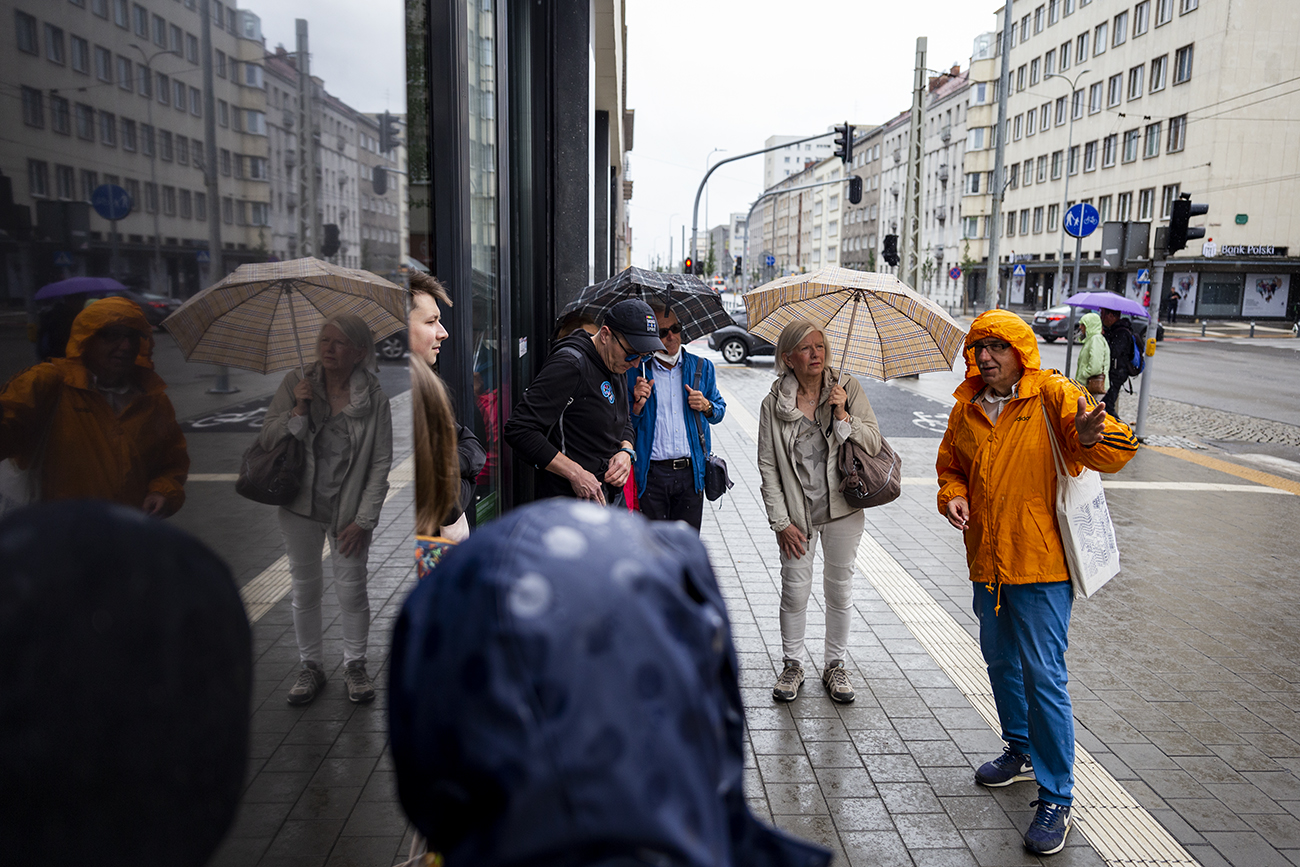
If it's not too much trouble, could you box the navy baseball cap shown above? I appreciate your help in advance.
[602,298,665,354]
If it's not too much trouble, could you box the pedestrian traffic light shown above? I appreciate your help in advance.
[1167,193,1208,254]
[321,223,340,257]
[882,234,899,267]
[734,256,742,277]
[683,256,693,275]
[378,111,401,153]
[833,122,855,165]
[848,176,863,205]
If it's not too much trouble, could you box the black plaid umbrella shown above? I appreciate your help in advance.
[559,267,736,343]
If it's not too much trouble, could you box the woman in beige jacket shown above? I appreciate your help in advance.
[758,320,881,704]
[259,314,393,707]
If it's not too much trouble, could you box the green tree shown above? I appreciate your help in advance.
[705,238,717,278]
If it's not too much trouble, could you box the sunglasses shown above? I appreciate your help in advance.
[658,323,683,339]
[614,332,654,363]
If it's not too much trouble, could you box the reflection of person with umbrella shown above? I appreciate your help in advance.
[259,315,393,706]
[1,297,189,517]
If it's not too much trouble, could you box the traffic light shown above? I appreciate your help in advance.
[734,256,742,277]
[683,256,693,275]
[833,122,855,165]
[321,223,340,258]
[848,176,863,205]
[1167,193,1208,254]
[882,234,899,267]
[373,166,388,196]
[694,259,704,276]
[378,111,401,153]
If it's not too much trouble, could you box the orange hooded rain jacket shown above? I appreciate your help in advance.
[0,297,189,515]
[936,309,1137,586]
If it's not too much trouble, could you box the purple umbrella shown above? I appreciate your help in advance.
[1064,291,1149,318]
[34,276,128,302]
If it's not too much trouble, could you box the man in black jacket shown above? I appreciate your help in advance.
[505,299,664,505]
[1099,307,1134,421]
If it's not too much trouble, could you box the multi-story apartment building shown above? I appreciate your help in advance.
[2,0,271,299]
[920,67,970,309]
[960,32,999,306]
[755,156,846,277]
[878,111,913,279]
[763,134,834,188]
[841,125,885,273]
[986,0,1300,319]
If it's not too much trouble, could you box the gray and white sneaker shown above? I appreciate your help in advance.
[343,661,376,704]
[772,661,805,702]
[287,663,326,706]
[822,662,855,703]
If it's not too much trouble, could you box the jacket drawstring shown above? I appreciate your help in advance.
[984,579,1003,616]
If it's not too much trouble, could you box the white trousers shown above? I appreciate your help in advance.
[779,509,864,669]
[278,508,372,667]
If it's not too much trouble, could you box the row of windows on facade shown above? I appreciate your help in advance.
[25,159,268,227]
[20,89,270,181]
[15,6,259,81]
[1005,0,1197,51]
[1009,37,1193,111]
[964,116,1186,204]
[18,0,243,50]
[960,182,1185,241]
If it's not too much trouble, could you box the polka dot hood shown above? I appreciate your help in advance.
[388,500,831,867]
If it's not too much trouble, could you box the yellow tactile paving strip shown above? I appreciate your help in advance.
[1144,444,1300,495]
[719,385,1200,866]
[239,453,415,622]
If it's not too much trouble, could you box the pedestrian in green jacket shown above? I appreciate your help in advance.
[1073,311,1110,394]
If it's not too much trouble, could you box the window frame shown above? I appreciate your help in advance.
[1155,0,1173,26]
[1051,150,1063,178]
[1121,129,1139,163]
[1104,133,1120,167]
[1094,21,1107,55]
[1088,81,1103,114]
[1108,73,1123,107]
[21,86,45,128]
[1150,54,1167,91]
[1174,44,1193,85]
[1144,122,1161,158]
[1068,144,1080,175]
[1083,140,1098,172]
[15,10,38,54]
[51,95,70,135]
[1138,188,1154,221]
[1167,114,1186,152]
[1117,191,1132,221]
[1048,203,1060,231]
[1128,65,1145,100]
[1134,0,1150,35]
[1161,184,1180,219]
[1113,11,1128,46]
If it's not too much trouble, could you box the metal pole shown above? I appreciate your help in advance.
[900,37,926,291]
[1064,233,1081,375]
[985,0,1015,309]
[297,20,320,259]
[1133,257,1163,439]
[690,130,837,265]
[110,217,120,280]
[199,0,222,287]
[1046,69,1089,310]
[131,48,165,295]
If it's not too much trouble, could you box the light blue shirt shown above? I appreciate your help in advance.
[649,356,691,461]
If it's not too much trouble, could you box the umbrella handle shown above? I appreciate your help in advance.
[835,294,860,386]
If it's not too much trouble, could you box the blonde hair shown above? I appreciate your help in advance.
[320,314,377,372]
[412,360,460,537]
[774,319,823,376]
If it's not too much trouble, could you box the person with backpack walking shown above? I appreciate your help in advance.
[1099,308,1139,421]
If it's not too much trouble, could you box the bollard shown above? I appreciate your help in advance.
[1250,321,1255,338]
[207,365,240,395]
[1201,321,1206,337]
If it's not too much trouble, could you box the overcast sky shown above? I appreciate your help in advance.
[626,0,1000,269]
[250,0,405,114]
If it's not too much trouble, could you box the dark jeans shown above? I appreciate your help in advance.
[638,460,703,531]
[1102,375,1127,421]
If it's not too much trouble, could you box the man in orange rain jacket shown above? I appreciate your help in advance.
[0,296,189,517]
[936,309,1137,856]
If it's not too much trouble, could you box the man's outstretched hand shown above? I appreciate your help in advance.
[1075,395,1107,447]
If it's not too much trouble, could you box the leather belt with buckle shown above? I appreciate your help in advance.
[652,457,691,470]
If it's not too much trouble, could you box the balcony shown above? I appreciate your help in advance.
[940,125,951,142]
[283,111,294,129]
[938,165,949,183]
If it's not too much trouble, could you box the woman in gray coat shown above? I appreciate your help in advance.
[260,314,394,706]
[757,320,881,705]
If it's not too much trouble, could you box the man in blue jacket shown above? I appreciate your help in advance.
[627,301,726,531]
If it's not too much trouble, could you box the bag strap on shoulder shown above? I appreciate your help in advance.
[691,360,708,454]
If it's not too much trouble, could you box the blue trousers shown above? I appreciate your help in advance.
[973,580,1075,805]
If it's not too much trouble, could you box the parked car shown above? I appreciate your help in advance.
[1032,305,1163,343]
[139,292,183,316]
[376,329,408,361]
[708,308,775,364]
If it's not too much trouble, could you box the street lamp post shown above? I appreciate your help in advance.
[704,149,725,270]
[131,44,175,296]
[668,213,680,272]
[1044,69,1090,308]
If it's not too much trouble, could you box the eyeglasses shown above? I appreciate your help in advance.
[614,332,653,363]
[969,341,1012,355]
[658,323,683,339]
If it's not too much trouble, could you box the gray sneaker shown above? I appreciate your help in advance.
[343,661,376,704]
[822,662,855,703]
[287,663,326,706]
[772,661,804,702]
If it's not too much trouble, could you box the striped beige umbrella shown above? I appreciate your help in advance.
[743,266,966,380]
[162,258,408,374]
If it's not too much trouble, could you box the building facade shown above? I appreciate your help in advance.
[356,113,403,281]
[841,125,885,273]
[988,0,1300,318]
[763,133,834,188]
[919,66,970,309]
[2,0,270,301]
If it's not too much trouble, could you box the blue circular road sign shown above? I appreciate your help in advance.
[91,184,133,221]
[1064,202,1100,239]
[765,254,776,267]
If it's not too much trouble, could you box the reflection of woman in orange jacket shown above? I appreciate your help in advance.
[936,310,1136,855]
[0,297,189,517]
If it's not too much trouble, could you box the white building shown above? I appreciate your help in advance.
[763,133,834,189]
[988,0,1300,318]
